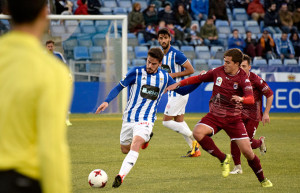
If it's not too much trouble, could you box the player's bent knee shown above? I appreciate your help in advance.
[241,150,255,160]
[120,146,130,154]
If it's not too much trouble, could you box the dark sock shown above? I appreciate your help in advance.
[198,136,226,162]
[251,138,262,149]
[247,155,265,182]
[231,141,241,165]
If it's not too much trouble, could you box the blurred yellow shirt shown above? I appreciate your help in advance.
[0,31,73,193]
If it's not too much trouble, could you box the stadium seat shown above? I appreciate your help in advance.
[79,20,94,27]
[134,0,147,10]
[96,25,109,34]
[234,13,248,21]
[245,20,259,27]
[172,46,180,50]
[100,7,112,15]
[253,59,268,67]
[65,20,79,26]
[77,36,93,47]
[132,59,146,66]
[181,46,196,60]
[246,26,261,34]
[134,46,148,59]
[200,20,206,26]
[81,26,96,34]
[74,46,90,60]
[233,8,246,14]
[50,25,66,37]
[65,25,81,35]
[195,46,210,59]
[217,26,231,34]
[63,38,78,51]
[193,59,209,71]
[208,59,222,69]
[127,46,135,60]
[268,59,283,66]
[195,46,209,52]
[284,59,298,66]
[118,1,132,9]
[92,34,106,47]
[103,0,117,8]
[230,20,244,30]
[89,46,104,60]
[113,7,128,15]
[273,33,281,40]
[218,33,228,48]
[234,26,246,34]
[210,46,224,57]
[127,33,138,47]
[95,20,110,26]
[215,20,229,27]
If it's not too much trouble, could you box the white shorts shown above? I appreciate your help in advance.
[164,94,189,116]
[120,121,154,145]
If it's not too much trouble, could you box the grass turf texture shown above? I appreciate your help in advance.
[69,113,300,193]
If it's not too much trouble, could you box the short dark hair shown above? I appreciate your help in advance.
[157,28,171,38]
[148,48,164,63]
[224,48,244,65]
[232,29,239,33]
[7,0,47,24]
[243,54,251,66]
[46,40,54,45]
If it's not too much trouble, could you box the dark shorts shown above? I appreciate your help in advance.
[243,118,260,139]
[197,112,249,141]
[0,170,42,193]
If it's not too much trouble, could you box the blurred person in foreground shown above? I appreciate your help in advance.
[230,54,273,175]
[166,48,273,188]
[0,0,73,193]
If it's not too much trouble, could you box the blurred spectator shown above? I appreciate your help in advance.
[174,0,191,13]
[46,40,67,64]
[264,0,281,12]
[279,3,298,33]
[175,4,192,32]
[200,17,222,47]
[188,23,202,45]
[247,0,265,22]
[258,29,276,59]
[87,0,101,15]
[226,0,250,11]
[283,0,296,12]
[264,2,282,34]
[228,29,246,51]
[289,32,300,59]
[244,31,262,58]
[158,3,177,25]
[191,0,209,21]
[74,0,88,15]
[144,24,159,46]
[168,23,188,46]
[55,0,73,15]
[209,0,229,22]
[292,6,300,31]
[156,20,176,45]
[143,4,158,26]
[275,32,295,59]
[128,2,145,34]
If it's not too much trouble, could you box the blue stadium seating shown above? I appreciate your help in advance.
[215,20,229,27]
[284,59,298,66]
[118,1,132,9]
[51,25,66,36]
[128,33,138,47]
[217,26,231,34]
[89,46,104,60]
[134,46,148,59]
[210,46,224,57]
[103,0,117,8]
[79,20,94,26]
[81,26,96,34]
[63,38,78,51]
[77,36,93,47]
[74,46,90,60]
[92,34,106,47]
[253,59,268,67]
[113,7,128,15]
[193,59,209,71]
[208,59,222,69]
[100,7,113,14]
[132,59,146,66]
[181,46,196,60]
[195,46,210,59]
[268,59,283,66]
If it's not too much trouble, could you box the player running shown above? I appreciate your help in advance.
[230,54,274,174]
[166,48,273,187]
[157,28,201,157]
[96,48,198,188]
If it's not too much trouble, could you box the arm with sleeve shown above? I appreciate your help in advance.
[166,74,200,95]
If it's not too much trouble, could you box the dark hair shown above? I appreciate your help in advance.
[224,48,244,65]
[232,29,239,33]
[148,48,164,62]
[243,54,251,66]
[46,40,54,45]
[7,0,47,24]
[157,28,171,37]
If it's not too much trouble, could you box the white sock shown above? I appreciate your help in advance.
[163,120,193,148]
[119,150,139,180]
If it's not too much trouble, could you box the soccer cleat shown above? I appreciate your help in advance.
[190,140,200,155]
[221,154,231,177]
[141,132,153,149]
[261,178,273,187]
[182,148,201,157]
[229,165,243,174]
[66,119,72,126]
[259,136,267,155]
[112,175,123,188]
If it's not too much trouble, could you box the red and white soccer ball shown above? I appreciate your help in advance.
[88,169,108,188]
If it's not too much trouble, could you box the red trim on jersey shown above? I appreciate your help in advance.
[243,95,255,104]
[180,75,201,86]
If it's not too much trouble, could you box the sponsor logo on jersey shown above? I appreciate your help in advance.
[245,79,250,83]
[216,77,222,86]
[233,82,238,89]
[140,85,160,100]
[161,64,171,73]
[245,86,253,91]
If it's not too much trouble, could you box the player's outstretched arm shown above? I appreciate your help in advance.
[96,102,108,114]
[165,82,181,93]
[262,95,274,126]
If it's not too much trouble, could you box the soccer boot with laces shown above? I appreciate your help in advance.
[221,154,231,177]
[112,175,123,188]
[141,132,153,149]
[261,178,273,187]
[229,164,243,174]
[182,140,201,157]
[259,136,267,155]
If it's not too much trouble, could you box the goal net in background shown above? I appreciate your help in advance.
[0,15,128,114]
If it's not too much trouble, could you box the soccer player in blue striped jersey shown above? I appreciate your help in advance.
[96,48,199,188]
[157,28,201,157]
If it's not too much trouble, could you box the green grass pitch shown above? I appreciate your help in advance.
[68,113,300,193]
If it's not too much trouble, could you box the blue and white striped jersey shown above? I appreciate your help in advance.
[161,46,188,97]
[120,65,176,123]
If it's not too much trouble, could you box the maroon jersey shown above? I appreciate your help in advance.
[242,72,273,121]
[198,66,253,117]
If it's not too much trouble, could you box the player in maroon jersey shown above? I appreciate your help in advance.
[166,48,273,187]
[230,54,274,175]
